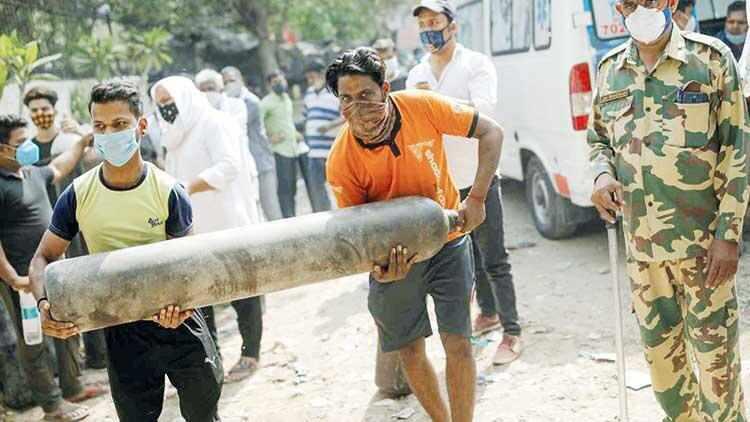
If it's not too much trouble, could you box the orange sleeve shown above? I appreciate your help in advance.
[326,142,367,208]
[422,91,479,139]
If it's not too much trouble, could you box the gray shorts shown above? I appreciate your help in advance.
[368,236,474,353]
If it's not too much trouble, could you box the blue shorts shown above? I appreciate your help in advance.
[368,236,474,352]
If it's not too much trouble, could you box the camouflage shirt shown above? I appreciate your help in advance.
[588,25,749,262]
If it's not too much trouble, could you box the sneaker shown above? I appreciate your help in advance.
[472,314,501,336]
[493,335,521,365]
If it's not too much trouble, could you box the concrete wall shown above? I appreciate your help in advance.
[0,80,83,120]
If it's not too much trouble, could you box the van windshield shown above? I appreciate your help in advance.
[591,0,628,40]
[696,0,735,20]
[592,0,734,41]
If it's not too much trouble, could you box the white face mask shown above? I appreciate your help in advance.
[205,91,222,109]
[625,5,671,44]
[225,81,243,98]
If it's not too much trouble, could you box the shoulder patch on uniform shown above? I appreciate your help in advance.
[598,42,630,70]
[600,89,631,105]
[682,31,732,56]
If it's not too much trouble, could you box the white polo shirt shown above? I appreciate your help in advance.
[406,43,498,189]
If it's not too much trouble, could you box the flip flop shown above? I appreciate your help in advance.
[43,402,89,421]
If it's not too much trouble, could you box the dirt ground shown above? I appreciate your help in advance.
[6,180,750,421]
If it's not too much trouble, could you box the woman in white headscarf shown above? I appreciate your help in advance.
[151,76,266,382]
[151,76,259,232]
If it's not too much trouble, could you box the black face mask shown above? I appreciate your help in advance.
[272,82,288,95]
[158,103,179,124]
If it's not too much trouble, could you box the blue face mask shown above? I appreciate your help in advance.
[94,128,139,167]
[15,139,40,167]
[420,24,451,51]
[726,31,746,45]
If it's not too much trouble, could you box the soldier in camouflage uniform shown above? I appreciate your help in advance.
[589,1,749,421]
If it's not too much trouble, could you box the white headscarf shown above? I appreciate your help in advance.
[151,76,215,151]
[150,76,261,230]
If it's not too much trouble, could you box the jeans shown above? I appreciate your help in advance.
[275,152,328,218]
[306,158,332,213]
[0,284,84,412]
[232,297,263,359]
[258,169,283,221]
[82,330,108,367]
[460,176,521,336]
[275,153,305,218]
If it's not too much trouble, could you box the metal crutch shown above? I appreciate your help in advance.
[607,220,629,422]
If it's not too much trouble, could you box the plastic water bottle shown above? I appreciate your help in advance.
[19,292,43,346]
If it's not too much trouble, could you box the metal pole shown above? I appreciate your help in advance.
[607,222,629,421]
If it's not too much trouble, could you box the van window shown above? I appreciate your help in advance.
[491,0,531,55]
[697,0,734,20]
[457,0,485,52]
[534,0,552,49]
[591,0,628,40]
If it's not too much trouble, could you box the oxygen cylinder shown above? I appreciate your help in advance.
[46,197,459,332]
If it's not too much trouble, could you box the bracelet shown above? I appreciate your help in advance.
[37,296,49,310]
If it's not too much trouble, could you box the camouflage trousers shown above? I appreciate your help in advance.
[627,258,746,422]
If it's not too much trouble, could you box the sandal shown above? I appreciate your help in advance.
[225,357,259,383]
[43,401,89,421]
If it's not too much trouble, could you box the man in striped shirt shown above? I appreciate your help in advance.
[303,60,344,212]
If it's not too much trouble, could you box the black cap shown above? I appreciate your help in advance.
[412,0,456,20]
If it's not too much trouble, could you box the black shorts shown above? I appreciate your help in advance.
[368,236,474,352]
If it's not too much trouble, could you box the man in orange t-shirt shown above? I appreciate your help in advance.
[325,47,503,422]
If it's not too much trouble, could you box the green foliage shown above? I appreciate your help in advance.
[127,28,173,78]
[71,35,126,81]
[279,0,398,42]
[70,80,97,123]
[0,32,61,112]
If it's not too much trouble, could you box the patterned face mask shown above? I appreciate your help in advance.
[31,110,55,130]
[341,96,397,145]
[158,102,179,124]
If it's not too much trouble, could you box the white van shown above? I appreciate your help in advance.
[453,0,734,239]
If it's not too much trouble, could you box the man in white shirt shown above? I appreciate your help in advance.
[221,66,283,221]
[195,69,262,223]
[407,0,522,365]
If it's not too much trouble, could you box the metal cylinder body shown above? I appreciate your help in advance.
[46,197,455,332]
[375,339,411,397]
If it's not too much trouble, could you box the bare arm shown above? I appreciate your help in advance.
[29,231,79,338]
[468,113,504,201]
[48,134,91,185]
[455,113,504,233]
[186,178,214,195]
[0,241,28,292]
[28,231,70,302]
